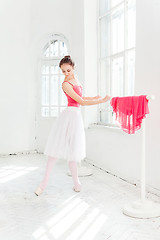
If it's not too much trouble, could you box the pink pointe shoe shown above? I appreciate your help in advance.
[73,184,81,192]
[34,187,43,196]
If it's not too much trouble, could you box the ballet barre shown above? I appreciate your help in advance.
[122,95,160,218]
[146,95,155,100]
[105,95,160,218]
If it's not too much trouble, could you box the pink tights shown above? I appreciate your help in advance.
[68,161,81,190]
[39,156,81,190]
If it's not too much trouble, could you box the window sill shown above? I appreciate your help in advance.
[88,123,122,132]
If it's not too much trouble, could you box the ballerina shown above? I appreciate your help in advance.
[35,55,111,196]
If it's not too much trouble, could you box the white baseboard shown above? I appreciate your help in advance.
[0,149,38,157]
[84,158,160,198]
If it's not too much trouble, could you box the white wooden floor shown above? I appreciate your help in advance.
[0,153,160,240]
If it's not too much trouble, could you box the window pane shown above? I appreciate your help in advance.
[111,56,124,96]
[100,15,110,57]
[42,65,49,75]
[98,0,136,125]
[100,60,110,97]
[112,6,124,54]
[100,109,113,124]
[60,41,68,56]
[41,107,49,117]
[50,107,58,117]
[111,0,123,8]
[43,46,49,57]
[51,64,59,75]
[50,40,58,56]
[99,0,110,16]
[126,50,135,95]
[50,42,54,56]
[41,35,69,118]
[100,110,108,123]
[127,0,136,49]
[41,76,49,105]
[50,76,58,105]
[99,60,112,124]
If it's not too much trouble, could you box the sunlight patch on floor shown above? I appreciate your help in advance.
[32,197,108,240]
[0,165,38,183]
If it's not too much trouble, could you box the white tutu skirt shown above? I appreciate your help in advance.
[44,106,86,163]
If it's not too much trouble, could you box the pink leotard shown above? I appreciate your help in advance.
[62,81,83,107]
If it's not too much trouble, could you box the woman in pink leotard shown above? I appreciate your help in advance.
[35,55,111,196]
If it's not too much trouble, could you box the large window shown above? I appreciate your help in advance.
[98,0,136,125]
[41,34,69,117]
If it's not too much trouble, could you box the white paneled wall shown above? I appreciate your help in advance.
[0,0,35,154]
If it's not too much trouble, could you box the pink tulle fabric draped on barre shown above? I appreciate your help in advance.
[110,95,150,134]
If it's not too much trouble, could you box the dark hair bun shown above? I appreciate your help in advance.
[64,55,71,59]
[59,55,75,68]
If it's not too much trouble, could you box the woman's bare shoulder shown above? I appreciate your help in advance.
[65,76,80,84]
[62,81,73,91]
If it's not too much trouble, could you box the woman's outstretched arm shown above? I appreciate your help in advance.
[62,82,111,106]
[82,96,101,100]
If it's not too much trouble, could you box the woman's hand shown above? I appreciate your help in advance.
[99,95,111,103]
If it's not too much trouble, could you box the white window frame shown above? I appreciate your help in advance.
[41,33,69,118]
[97,0,136,126]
